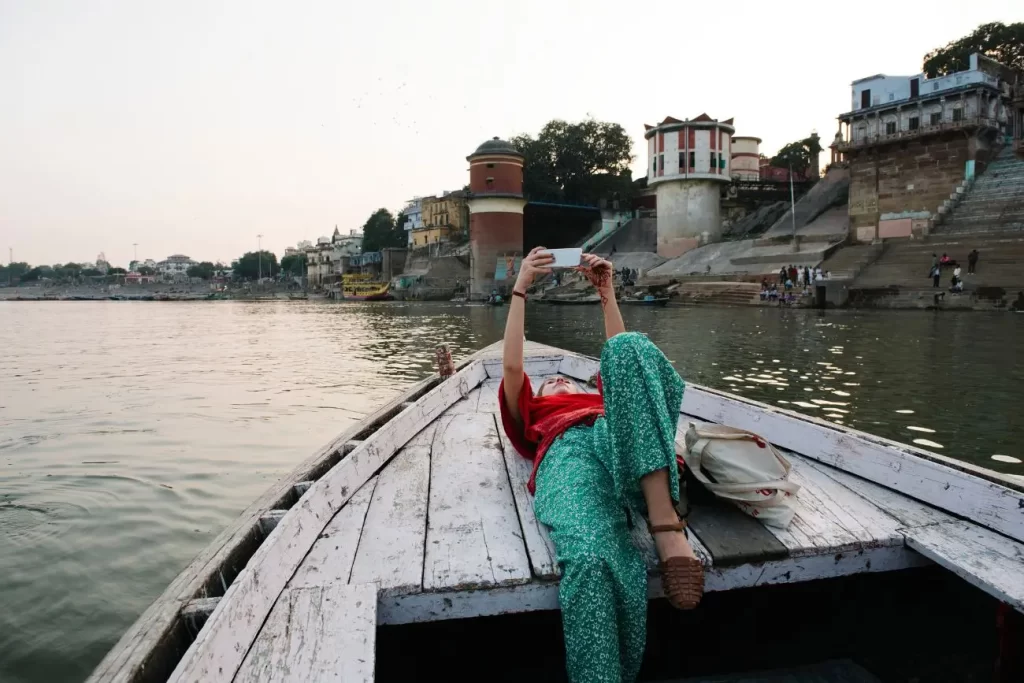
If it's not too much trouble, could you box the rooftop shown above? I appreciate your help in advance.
[469,137,521,158]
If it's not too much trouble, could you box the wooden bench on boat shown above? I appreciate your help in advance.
[87,341,1024,683]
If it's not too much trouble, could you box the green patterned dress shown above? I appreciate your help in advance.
[534,332,685,683]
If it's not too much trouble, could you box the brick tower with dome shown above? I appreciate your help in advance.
[466,137,526,298]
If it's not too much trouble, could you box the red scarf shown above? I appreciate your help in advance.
[498,374,605,494]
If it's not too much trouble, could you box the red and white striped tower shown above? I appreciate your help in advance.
[467,138,525,298]
[645,114,735,258]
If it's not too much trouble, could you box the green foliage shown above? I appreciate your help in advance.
[186,261,216,279]
[81,268,102,277]
[0,261,31,282]
[137,266,156,276]
[923,22,1024,77]
[280,253,305,276]
[108,267,128,275]
[511,118,634,206]
[769,136,823,176]
[232,251,279,280]
[361,208,403,253]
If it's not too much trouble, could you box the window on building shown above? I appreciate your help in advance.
[885,121,897,135]
[930,112,941,126]
[909,117,919,130]
[952,108,963,122]
[652,158,657,174]
[658,154,664,172]
[709,152,717,170]
[689,151,695,168]
[679,152,685,170]
[861,89,871,109]
[888,93,894,101]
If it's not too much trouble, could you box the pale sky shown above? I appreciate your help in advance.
[2,1,1021,267]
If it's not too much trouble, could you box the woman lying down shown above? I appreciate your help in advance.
[499,247,704,683]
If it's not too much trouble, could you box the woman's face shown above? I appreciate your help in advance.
[536,376,582,397]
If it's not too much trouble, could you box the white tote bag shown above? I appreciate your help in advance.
[681,423,800,529]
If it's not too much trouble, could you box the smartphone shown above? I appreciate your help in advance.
[545,248,582,269]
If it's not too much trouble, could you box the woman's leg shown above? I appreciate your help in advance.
[535,430,648,683]
[596,332,684,507]
[596,332,694,560]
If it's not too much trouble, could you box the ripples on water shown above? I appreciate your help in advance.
[0,301,1021,682]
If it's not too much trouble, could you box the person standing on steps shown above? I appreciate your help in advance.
[932,264,941,288]
[968,249,979,275]
[499,246,703,683]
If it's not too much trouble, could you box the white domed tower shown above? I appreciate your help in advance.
[645,114,735,257]
[467,137,525,297]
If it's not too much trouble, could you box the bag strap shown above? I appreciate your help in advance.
[685,434,799,501]
[691,427,793,481]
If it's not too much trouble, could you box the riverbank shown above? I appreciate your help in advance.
[0,285,304,302]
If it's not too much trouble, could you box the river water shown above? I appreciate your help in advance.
[1,301,1021,682]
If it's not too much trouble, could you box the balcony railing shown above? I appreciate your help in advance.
[836,117,999,151]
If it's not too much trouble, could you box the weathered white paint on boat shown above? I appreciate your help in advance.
[168,361,485,683]
[905,521,1024,612]
[235,583,377,683]
[377,542,924,626]
[348,424,435,595]
[679,385,1024,544]
[86,362,454,683]
[288,479,376,589]
[423,412,532,591]
[494,414,560,580]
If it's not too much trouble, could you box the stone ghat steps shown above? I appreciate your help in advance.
[934,145,1024,236]
[819,244,881,279]
[852,235,1024,289]
[672,282,762,306]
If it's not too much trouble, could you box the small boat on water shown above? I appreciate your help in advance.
[88,341,1024,683]
[621,295,670,307]
[546,295,602,305]
[342,274,394,301]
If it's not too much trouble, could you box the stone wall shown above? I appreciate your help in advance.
[848,133,971,242]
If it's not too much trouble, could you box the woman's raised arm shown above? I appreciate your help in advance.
[579,253,624,339]
[502,247,553,426]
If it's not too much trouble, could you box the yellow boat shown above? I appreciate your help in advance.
[341,273,393,301]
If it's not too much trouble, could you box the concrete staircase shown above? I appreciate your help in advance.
[852,233,1024,292]
[819,243,883,280]
[762,168,850,240]
[588,217,657,253]
[670,281,762,306]
[937,146,1024,235]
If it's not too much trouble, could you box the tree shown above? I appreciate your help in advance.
[360,208,404,253]
[923,22,1024,77]
[769,136,823,177]
[137,265,156,276]
[0,261,31,283]
[280,253,305,276]
[108,267,127,275]
[186,261,215,279]
[511,118,634,206]
[232,251,278,280]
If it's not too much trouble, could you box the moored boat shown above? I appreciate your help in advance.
[546,295,602,305]
[621,295,669,307]
[342,273,393,301]
[88,341,1024,683]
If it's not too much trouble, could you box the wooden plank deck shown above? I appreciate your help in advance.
[153,343,1024,683]
[235,583,376,683]
[286,367,930,630]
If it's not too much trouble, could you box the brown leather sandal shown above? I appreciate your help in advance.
[649,521,704,610]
